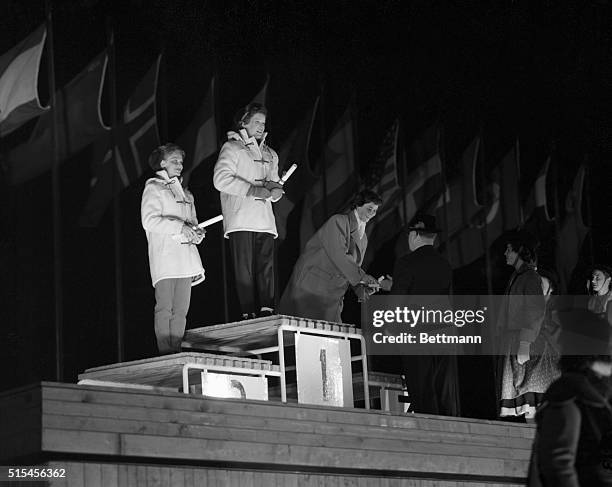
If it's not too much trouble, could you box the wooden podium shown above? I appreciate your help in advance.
[182,314,370,407]
[78,352,280,400]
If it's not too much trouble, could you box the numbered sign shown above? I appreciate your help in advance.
[200,373,268,400]
[295,335,353,407]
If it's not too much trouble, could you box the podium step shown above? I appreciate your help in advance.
[78,352,279,392]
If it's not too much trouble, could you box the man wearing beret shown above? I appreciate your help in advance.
[390,213,460,416]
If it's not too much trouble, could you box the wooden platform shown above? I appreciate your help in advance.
[0,382,533,486]
[78,352,279,392]
[182,314,360,353]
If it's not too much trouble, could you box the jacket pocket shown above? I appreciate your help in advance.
[300,265,347,297]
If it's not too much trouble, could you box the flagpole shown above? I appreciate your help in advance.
[516,137,524,227]
[350,92,359,191]
[398,121,409,225]
[479,127,494,296]
[46,0,63,382]
[158,45,168,142]
[438,123,453,292]
[107,18,124,361]
[319,76,328,219]
[583,155,595,267]
[551,142,564,292]
[212,63,228,322]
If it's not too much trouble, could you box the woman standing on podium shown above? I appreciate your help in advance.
[141,143,205,355]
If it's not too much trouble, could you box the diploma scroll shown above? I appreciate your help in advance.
[255,163,298,201]
[172,214,224,244]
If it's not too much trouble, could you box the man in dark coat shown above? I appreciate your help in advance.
[390,213,460,416]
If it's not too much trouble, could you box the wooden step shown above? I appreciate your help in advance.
[78,352,279,391]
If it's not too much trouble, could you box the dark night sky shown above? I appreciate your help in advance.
[2,0,612,404]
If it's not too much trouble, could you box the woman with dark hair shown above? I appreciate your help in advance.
[588,265,612,315]
[498,229,547,419]
[502,268,562,419]
[278,190,383,323]
[529,309,612,486]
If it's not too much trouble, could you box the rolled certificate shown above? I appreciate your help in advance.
[194,214,223,230]
[172,214,224,243]
[279,163,297,184]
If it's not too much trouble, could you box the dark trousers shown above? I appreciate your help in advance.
[228,231,275,315]
[401,355,461,416]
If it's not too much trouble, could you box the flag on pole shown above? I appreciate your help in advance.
[485,140,522,244]
[4,51,108,184]
[79,55,161,226]
[522,156,555,239]
[176,76,217,184]
[555,164,589,293]
[435,136,485,268]
[273,96,319,240]
[362,120,402,266]
[299,104,357,248]
[0,25,48,137]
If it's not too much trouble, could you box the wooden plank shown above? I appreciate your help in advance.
[41,398,532,451]
[118,434,511,477]
[83,463,101,487]
[41,413,531,461]
[40,383,535,440]
[146,465,161,487]
[169,467,185,487]
[118,463,128,487]
[56,461,84,487]
[42,428,120,455]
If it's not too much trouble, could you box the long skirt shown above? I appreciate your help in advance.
[500,332,561,418]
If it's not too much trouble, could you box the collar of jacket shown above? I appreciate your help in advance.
[515,262,536,276]
[154,170,183,186]
[347,210,359,233]
[227,129,269,154]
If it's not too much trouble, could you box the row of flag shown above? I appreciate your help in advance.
[362,122,589,293]
[0,25,217,227]
[0,25,590,291]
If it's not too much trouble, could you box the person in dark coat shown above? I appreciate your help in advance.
[390,213,460,416]
[279,190,382,323]
[498,229,547,419]
[529,309,612,487]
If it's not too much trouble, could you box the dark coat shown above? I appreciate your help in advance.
[498,263,546,345]
[530,372,612,487]
[390,245,452,295]
[278,212,367,323]
[388,243,459,416]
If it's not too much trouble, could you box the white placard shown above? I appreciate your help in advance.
[199,372,268,401]
[295,335,353,407]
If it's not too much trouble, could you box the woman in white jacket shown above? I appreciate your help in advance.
[141,143,205,354]
[213,103,283,320]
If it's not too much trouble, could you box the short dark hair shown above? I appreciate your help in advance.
[148,143,185,171]
[234,103,267,131]
[349,189,383,210]
[505,229,539,265]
